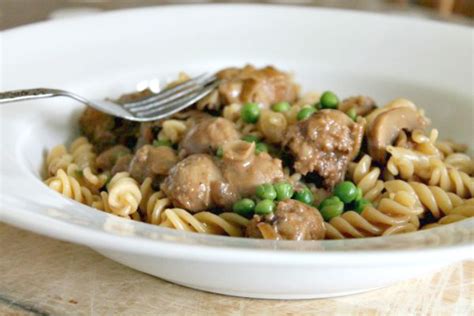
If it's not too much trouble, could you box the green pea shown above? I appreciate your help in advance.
[320,91,339,109]
[347,107,357,121]
[216,147,224,158]
[255,199,275,215]
[241,102,260,124]
[318,196,340,208]
[297,107,316,121]
[255,142,268,154]
[153,139,172,147]
[233,198,255,217]
[319,196,344,221]
[313,102,321,110]
[293,187,314,205]
[272,101,290,113]
[241,135,260,143]
[274,182,294,201]
[334,181,358,203]
[354,198,371,214]
[256,183,277,200]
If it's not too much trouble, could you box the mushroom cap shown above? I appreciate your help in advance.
[365,98,417,127]
[368,106,428,163]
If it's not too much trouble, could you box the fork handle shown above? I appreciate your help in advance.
[0,88,68,104]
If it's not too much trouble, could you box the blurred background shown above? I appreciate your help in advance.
[1,0,473,30]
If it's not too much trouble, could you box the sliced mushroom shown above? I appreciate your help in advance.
[368,106,428,163]
[365,98,417,127]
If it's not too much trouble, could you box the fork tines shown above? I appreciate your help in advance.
[123,74,217,117]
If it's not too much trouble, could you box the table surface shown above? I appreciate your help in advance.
[1,0,472,30]
[1,223,472,316]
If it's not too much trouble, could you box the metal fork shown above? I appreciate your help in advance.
[0,74,219,122]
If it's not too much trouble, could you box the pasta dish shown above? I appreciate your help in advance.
[43,65,474,240]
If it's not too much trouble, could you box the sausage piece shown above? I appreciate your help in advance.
[284,109,363,189]
[161,154,224,213]
[129,145,178,183]
[246,199,326,240]
[219,141,284,197]
[179,117,240,158]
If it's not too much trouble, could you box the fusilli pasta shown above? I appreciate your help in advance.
[436,140,468,156]
[348,155,384,202]
[70,136,96,170]
[157,119,187,144]
[410,128,441,157]
[45,169,94,204]
[423,199,474,229]
[45,144,72,176]
[325,191,420,239]
[325,192,423,239]
[428,159,474,198]
[107,172,142,217]
[384,180,464,218]
[444,153,474,175]
[386,146,433,180]
[159,208,249,237]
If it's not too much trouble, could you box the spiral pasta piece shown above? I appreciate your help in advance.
[423,199,474,229]
[386,146,434,180]
[382,222,418,236]
[45,169,92,203]
[69,137,109,191]
[70,137,96,170]
[446,198,474,217]
[410,129,441,157]
[158,119,187,144]
[436,140,467,156]
[64,162,105,192]
[444,153,474,175]
[46,144,73,176]
[139,177,154,213]
[384,180,464,218]
[325,191,420,239]
[159,208,249,237]
[91,191,112,213]
[348,155,384,202]
[90,190,144,220]
[45,137,107,191]
[82,167,108,191]
[107,172,142,217]
[138,177,170,224]
[428,160,474,198]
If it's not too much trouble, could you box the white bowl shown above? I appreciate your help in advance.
[1,4,473,299]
